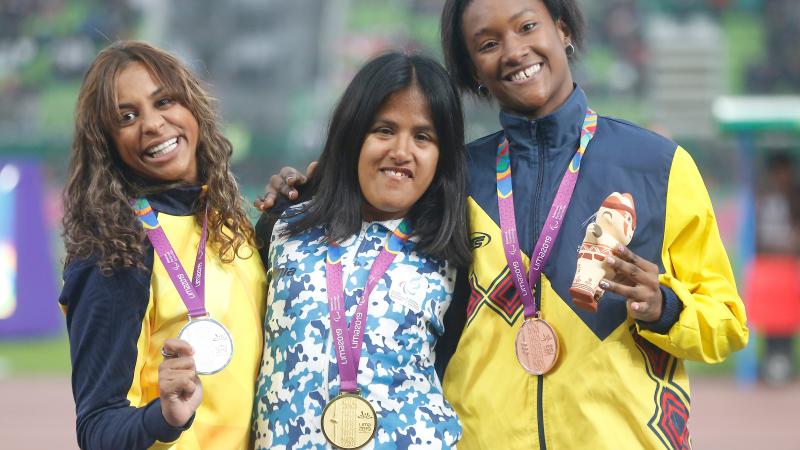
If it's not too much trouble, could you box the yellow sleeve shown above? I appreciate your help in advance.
[637,146,749,363]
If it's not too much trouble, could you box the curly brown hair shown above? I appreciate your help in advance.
[63,40,254,273]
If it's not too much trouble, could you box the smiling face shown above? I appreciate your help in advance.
[357,85,440,221]
[462,0,574,118]
[112,62,199,183]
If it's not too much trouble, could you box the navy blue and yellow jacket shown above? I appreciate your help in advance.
[441,87,748,450]
[59,187,266,450]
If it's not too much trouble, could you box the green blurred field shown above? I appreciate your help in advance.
[0,333,72,376]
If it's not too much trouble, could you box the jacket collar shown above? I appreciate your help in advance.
[147,185,204,216]
[498,84,588,153]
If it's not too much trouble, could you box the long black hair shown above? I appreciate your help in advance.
[285,52,472,267]
[441,0,586,95]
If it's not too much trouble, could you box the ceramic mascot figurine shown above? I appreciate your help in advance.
[570,192,637,312]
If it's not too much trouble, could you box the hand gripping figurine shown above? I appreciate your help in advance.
[570,192,636,312]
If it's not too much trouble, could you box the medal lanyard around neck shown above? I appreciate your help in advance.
[132,198,209,319]
[325,219,413,393]
[496,109,597,319]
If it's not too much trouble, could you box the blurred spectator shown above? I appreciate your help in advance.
[746,0,800,93]
[746,150,800,385]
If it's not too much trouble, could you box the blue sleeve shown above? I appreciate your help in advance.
[636,285,683,334]
[59,254,186,450]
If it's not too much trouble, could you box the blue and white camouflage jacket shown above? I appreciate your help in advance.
[253,207,462,449]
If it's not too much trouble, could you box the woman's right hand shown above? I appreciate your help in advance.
[159,338,202,428]
[254,161,317,211]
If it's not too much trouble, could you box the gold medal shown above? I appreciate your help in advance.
[321,392,377,449]
[515,317,559,375]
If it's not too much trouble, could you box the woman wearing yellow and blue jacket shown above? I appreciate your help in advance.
[59,41,265,450]
[437,0,749,449]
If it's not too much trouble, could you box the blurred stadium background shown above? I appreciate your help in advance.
[0,0,798,448]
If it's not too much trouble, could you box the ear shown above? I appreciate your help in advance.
[556,19,571,46]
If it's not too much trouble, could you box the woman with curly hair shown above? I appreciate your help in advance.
[59,40,266,450]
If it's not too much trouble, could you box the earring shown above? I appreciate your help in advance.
[477,84,489,97]
[565,42,575,57]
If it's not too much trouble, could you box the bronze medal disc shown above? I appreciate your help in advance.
[515,318,560,375]
[321,392,377,449]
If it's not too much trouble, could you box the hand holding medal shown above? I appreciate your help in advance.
[159,338,203,428]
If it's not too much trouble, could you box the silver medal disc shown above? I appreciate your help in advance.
[177,317,233,375]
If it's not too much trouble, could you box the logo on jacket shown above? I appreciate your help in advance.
[273,266,296,278]
[470,232,492,249]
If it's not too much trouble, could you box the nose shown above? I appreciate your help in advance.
[141,110,165,135]
[502,33,530,67]
[388,134,412,163]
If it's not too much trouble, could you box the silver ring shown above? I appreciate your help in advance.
[161,347,178,358]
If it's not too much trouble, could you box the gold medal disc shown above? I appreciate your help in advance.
[321,392,377,449]
[515,318,560,375]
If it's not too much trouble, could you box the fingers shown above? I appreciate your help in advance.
[159,355,200,400]
[305,161,318,179]
[605,251,658,288]
[599,278,663,322]
[280,166,306,193]
[626,294,662,322]
[254,191,276,211]
[254,163,319,211]
[600,246,663,322]
[611,245,659,274]
[162,338,194,359]
[160,340,196,377]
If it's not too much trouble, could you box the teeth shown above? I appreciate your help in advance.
[511,64,542,81]
[382,169,409,179]
[146,137,178,157]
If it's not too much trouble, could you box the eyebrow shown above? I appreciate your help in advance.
[117,87,164,109]
[471,8,537,40]
[373,117,436,133]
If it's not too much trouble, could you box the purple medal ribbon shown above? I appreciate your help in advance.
[325,219,413,393]
[133,198,209,318]
[496,109,597,318]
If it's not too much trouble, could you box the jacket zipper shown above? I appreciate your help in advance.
[532,121,548,450]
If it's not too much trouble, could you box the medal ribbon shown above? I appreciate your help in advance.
[496,109,597,318]
[133,197,209,318]
[325,219,413,393]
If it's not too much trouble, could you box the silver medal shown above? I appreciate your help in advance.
[178,317,233,375]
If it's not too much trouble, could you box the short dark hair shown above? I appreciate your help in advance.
[286,52,472,267]
[441,0,585,95]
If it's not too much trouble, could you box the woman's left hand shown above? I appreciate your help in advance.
[599,245,663,322]
[159,338,202,428]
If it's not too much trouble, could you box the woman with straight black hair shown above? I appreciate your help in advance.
[277,52,471,265]
[252,52,469,449]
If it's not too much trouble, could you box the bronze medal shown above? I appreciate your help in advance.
[515,317,559,375]
[321,392,377,449]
